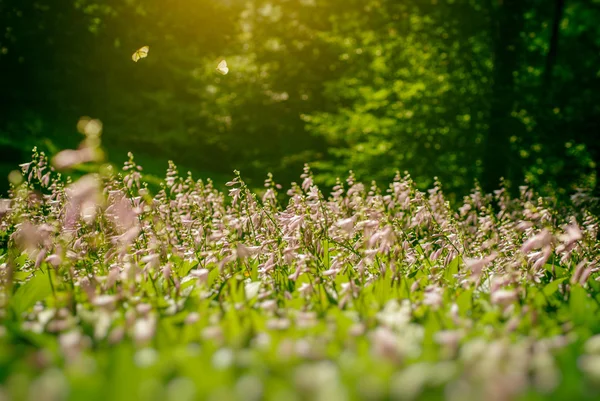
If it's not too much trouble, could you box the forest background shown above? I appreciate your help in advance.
[1,0,599,201]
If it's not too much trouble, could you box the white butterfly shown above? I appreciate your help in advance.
[132,46,149,62]
[216,59,229,75]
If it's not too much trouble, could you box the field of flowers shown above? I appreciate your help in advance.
[2,138,600,400]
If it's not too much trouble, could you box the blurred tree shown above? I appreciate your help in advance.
[543,0,566,92]
[508,0,600,195]
[296,0,492,194]
[481,0,527,193]
[1,0,599,198]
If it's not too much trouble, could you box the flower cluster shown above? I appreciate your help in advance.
[1,149,599,400]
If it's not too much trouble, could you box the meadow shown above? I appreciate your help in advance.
[2,1,600,399]
[1,126,600,401]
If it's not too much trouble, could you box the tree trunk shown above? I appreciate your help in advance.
[543,0,566,94]
[481,0,527,193]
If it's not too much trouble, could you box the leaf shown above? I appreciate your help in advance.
[544,263,566,278]
[445,256,461,281]
[176,259,198,277]
[155,317,179,348]
[11,270,53,316]
[4,320,56,349]
[543,277,567,297]
[12,270,32,281]
[422,311,442,361]
[228,278,246,304]
[322,239,330,266]
[479,310,500,326]
[570,285,597,325]
[372,271,394,305]
[456,288,473,316]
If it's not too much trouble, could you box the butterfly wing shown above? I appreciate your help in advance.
[132,46,149,62]
[216,59,229,75]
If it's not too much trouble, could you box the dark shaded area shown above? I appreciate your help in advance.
[1,0,599,198]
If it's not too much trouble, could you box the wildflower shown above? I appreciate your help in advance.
[202,326,223,342]
[52,150,80,170]
[267,318,290,330]
[293,361,340,396]
[521,229,553,253]
[516,221,534,231]
[297,282,313,296]
[236,243,261,258]
[491,289,518,306]
[133,316,156,344]
[296,311,317,329]
[335,216,356,234]
[571,259,588,285]
[430,247,444,261]
[376,300,411,329]
[185,312,200,325]
[349,323,366,336]
[134,348,159,368]
[579,355,600,381]
[559,222,582,247]
[530,245,552,272]
[92,294,117,308]
[464,252,497,280]
[108,326,125,344]
[579,265,594,286]
[423,286,444,309]
[370,327,402,362]
[435,330,463,348]
[190,268,210,284]
[59,330,84,361]
[260,299,277,312]
[212,348,234,370]
[19,161,33,173]
[584,335,600,354]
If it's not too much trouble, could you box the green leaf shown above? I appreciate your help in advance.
[422,311,442,361]
[11,270,53,316]
[155,317,179,347]
[544,263,566,278]
[176,259,199,277]
[456,288,473,316]
[543,277,567,297]
[445,256,461,280]
[570,285,597,325]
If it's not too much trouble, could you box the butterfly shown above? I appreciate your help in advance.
[132,46,149,62]
[216,59,229,75]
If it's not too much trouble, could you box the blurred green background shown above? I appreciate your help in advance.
[1,0,599,199]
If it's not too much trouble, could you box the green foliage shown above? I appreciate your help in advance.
[1,0,600,196]
[10,268,53,316]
